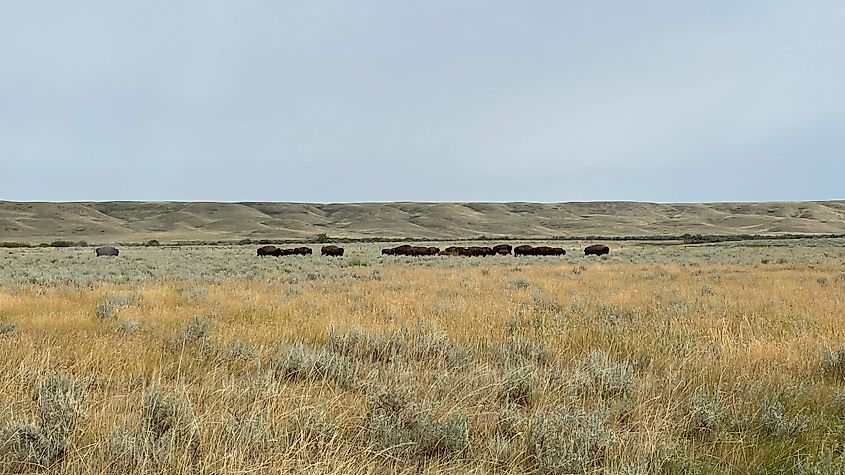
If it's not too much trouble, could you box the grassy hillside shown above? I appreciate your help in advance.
[1,200,845,243]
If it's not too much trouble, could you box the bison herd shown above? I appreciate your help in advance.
[257,245,343,257]
[255,243,609,258]
[94,243,611,258]
[257,245,313,256]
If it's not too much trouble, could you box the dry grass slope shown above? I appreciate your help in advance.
[2,200,845,243]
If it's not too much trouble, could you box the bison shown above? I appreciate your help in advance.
[532,246,566,256]
[383,245,440,256]
[584,244,610,256]
[95,246,119,257]
[438,246,494,257]
[469,246,495,256]
[257,245,282,257]
[321,245,344,257]
[382,244,413,256]
[279,247,313,256]
[513,245,533,256]
[514,245,566,256]
[492,244,512,255]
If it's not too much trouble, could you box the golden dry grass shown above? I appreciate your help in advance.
[1,259,845,473]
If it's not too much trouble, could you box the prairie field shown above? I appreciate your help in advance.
[0,240,845,474]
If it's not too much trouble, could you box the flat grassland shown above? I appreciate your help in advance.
[0,240,844,473]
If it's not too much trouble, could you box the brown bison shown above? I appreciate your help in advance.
[532,246,566,256]
[382,244,412,256]
[321,245,344,257]
[584,244,610,256]
[492,244,512,255]
[438,246,494,257]
[514,245,566,256]
[280,247,313,256]
[469,246,495,256]
[383,245,441,256]
[95,246,119,257]
[513,245,533,256]
[257,245,282,257]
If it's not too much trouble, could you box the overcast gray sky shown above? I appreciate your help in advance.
[1,1,843,202]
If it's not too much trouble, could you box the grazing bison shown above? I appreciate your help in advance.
[492,244,513,255]
[383,245,440,256]
[513,245,566,256]
[532,246,566,256]
[584,244,610,256]
[321,245,344,257]
[513,245,533,256]
[469,246,495,256]
[95,246,119,257]
[257,245,282,257]
[438,246,494,257]
[279,247,313,256]
[382,244,413,256]
[438,246,461,256]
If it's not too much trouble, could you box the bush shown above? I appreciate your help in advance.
[144,239,160,247]
[0,321,18,338]
[0,374,88,468]
[500,336,552,367]
[116,318,141,334]
[509,277,531,290]
[365,385,469,460]
[274,343,357,388]
[529,407,612,474]
[108,386,200,470]
[499,365,538,406]
[584,351,636,396]
[94,293,139,321]
[687,391,726,437]
[823,347,845,379]
[316,233,330,243]
[49,240,75,248]
[0,242,30,248]
[755,396,809,437]
[180,315,214,343]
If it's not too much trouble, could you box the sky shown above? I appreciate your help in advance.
[1,1,843,203]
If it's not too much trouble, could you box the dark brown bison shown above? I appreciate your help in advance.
[384,245,441,256]
[469,246,495,256]
[513,245,533,256]
[584,244,610,256]
[411,246,440,256]
[321,245,344,257]
[257,245,282,257]
[279,247,313,256]
[382,244,413,256]
[95,246,119,257]
[532,246,566,256]
[513,245,566,256]
[492,244,512,255]
[438,246,494,257]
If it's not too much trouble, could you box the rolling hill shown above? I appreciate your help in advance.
[1,200,844,243]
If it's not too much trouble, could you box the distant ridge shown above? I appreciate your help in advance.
[1,200,845,243]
